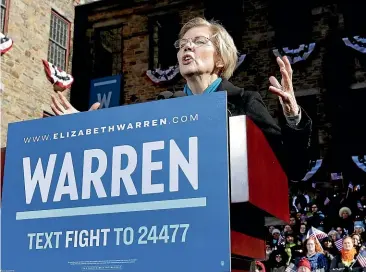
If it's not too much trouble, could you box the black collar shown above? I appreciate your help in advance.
[216,78,243,97]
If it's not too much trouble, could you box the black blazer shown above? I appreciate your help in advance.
[160,79,313,181]
[217,79,312,181]
[330,255,365,272]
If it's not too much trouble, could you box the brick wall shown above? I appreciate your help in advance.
[89,0,366,159]
[0,0,77,147]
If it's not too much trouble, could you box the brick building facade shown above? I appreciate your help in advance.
[0,0,78,147]
[70,0,366,181]
[1,0,365,181]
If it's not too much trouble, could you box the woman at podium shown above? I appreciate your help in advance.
[50,17,312,181]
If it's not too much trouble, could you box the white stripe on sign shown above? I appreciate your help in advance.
[15,197,207,220]
[94,79,117,87]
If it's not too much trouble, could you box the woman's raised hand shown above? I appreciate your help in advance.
[269,56,299,116]
[51,91,100,116]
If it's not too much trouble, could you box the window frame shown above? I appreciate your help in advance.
[92,24,124,78]
[1,0,11,34]
[148,13,180,70]
[48,9,71,71]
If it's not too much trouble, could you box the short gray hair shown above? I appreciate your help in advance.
[179,17,238,80]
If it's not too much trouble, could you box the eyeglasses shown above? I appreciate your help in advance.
[174,36,213,50]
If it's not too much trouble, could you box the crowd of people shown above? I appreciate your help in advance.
[260,184,366,272]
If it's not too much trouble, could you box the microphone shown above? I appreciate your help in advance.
[157,90,187,100]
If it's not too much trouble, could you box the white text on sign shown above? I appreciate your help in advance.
[26,224,190,250]
[22,137,198,204]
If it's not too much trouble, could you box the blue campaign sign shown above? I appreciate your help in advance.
[89,74,122,108]
[1,92,231,272]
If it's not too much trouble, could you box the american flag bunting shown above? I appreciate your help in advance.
[278,235,285,245]
[285,263,296,272]
[307,227,328,240]
[331,172,343,180]
[335,238,343,251]
[356,248,366,267]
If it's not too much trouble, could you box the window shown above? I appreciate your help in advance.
[204,0,243,46]
[48,10,71,71]
[148,13,180,70]
[92,25,123,78]
[1,0,9,33]
[269,0,313,47]
[340,90,366,154]
[340,2,366,37]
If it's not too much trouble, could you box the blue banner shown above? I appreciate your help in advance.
[1,92,231,272]
[89,75,122,108]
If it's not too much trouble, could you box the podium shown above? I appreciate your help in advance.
[229,115,289,271]
[0,93,289,272]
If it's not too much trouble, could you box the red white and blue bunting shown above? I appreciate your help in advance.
[330,172,343,181]
[0,32,13,55]
[301,159,322,181]
[146,65,180,84]
[273,43,316,64]
[352,155,366,173]
[342,36,366,54]
[42,60,74,91]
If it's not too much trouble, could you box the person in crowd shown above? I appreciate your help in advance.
[307,204,325,229]
[351,233,362,252]
[336,227,346,238]
[300,214,308,225]
[297,258,312,272]
[296,212,304,224]
[284,233,303,265]
[297,224,308,244]
[266,184,366,272]
[356,193,366,218]
[305,237,329,271]
[338,207,354,235]
[293,192,310,213]
[302,237,328,272]
[290,216,299,229]
[266,243,274,261]
[267,226,276,243]
[50,17,312,182]
[329,236,362,272]
[322,237,338,262]
[269,226,276,235]
[283,225,294,236]
[353,221,365,238]
[328,230,340,242]
[269,250,287,272]
[271,229,282,248]
[255,261,266,272]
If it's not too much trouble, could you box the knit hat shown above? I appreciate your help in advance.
[272,229,281,235]
[354,221,365,231]
[298,258,311,271]
[339,207,352,217]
